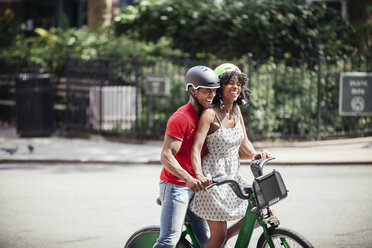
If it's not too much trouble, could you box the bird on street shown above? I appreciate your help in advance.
[1,145,18,155]
[28,144,34,153]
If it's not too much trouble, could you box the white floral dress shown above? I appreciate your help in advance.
[189,113,249,221]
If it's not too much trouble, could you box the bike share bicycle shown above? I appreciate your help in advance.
[124,158,314,248]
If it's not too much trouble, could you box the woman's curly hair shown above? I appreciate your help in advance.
[212,70,251,106]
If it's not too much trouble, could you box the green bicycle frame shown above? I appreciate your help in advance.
[180,193,276,248]
[234,194,275,248]
[181,223,202,248]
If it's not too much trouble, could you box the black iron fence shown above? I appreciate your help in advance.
[244,54,371,140]
[1,54,371,140]
[65,56,207,138]
[65,56,137,134]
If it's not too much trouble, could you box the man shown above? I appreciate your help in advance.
[153,65,220,248]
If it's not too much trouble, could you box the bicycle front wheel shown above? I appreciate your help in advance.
[124,226,192,248]
[257,227,314,248]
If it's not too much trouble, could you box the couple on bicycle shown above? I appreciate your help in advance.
[153,63,271,248]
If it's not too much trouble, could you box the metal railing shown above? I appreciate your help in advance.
[1,54,371,140]
[244,54,371,140]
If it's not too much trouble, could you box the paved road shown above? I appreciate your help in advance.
[0,164,372,248]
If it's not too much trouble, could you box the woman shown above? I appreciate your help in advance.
[189,63,271,248]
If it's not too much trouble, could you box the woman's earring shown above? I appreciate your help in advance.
[219,97,224,109]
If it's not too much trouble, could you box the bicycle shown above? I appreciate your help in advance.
[124,157,314,248]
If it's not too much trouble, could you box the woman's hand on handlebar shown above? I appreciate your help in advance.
[252,149,272,160]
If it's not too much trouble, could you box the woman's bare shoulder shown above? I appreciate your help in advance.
[202,107,216,115]
[200,107,217,122]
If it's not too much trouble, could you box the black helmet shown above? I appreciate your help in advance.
[185,66,219,91]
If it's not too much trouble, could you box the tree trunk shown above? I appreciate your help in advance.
[87,0,112,28]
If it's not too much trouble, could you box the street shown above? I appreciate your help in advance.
[0,164,372,248]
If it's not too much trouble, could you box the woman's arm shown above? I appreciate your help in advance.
[191,108,215,187]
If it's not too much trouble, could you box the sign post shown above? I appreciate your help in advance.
[339,72,372,116]
[146,74,169,96]
[145,74,169,135]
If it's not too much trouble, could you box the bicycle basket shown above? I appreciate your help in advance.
[252,170,288,210]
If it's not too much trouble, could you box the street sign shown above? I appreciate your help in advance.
[146,74,169,96]
[339,72,372,116]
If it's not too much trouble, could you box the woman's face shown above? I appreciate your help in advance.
[222,76,241,103]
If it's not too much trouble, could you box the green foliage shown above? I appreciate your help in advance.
[0,12,184,76]
[0,10,23,49]
[0,10,25,73]
[348,0,372,55]
[114,0,358,59]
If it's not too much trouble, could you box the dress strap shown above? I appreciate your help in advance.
[213,108,222,125]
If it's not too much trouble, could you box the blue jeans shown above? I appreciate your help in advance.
[153,180,209,248]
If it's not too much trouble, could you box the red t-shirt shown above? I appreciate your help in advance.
[160,102,206,185]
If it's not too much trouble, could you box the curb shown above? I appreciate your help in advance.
[1,159,371,166]
[0,159,161,165]
[253,136,372,148]
[248,161,372,166]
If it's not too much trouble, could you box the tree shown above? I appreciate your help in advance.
[348,0,372,55]
[113,0,358,59]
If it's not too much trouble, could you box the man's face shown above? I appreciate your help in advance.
[194,87,217,108]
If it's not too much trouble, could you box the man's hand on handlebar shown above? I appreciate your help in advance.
[186,177,207,192]
[196,174,213,188]
[252,149,272,160]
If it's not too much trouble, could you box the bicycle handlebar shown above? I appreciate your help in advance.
[206,174,252,200]
[206,158,275,200]
[250,157,275,178]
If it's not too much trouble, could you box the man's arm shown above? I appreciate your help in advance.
[160,134,205,192]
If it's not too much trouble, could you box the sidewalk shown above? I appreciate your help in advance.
[0,127,371,165]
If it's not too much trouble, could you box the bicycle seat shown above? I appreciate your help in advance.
[207,174,252,200]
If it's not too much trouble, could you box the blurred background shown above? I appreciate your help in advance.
[0,2,371,248]
[0,0,371,141]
